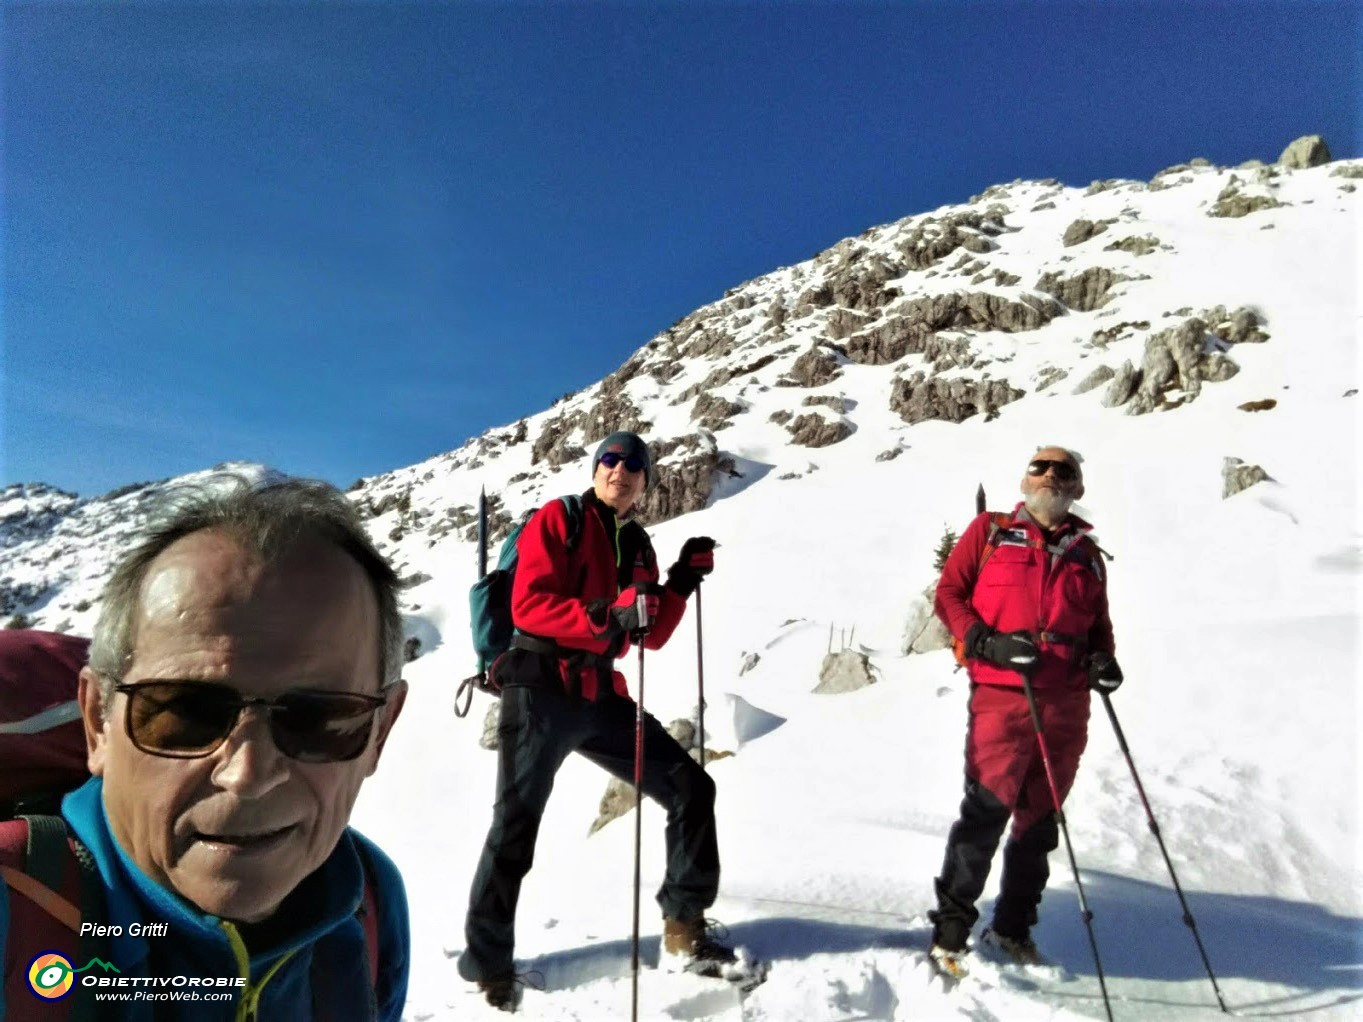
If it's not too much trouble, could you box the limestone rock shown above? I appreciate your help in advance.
[1062,218,1113,247]
[1102,361,1140,408]
[779,346,842,387]
[1278,134,1331,169]
[1035,267,1123,311]
[479,700,501,751]
[890,373,1024,425]
[787,412,852,448]
[814,649,876,694]
[1073,365,1116,394]
[1223,458,1269,499]
[691,393,743,431]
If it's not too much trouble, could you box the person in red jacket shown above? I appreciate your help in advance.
[457,431,736,1011]
[928,446,1123,979]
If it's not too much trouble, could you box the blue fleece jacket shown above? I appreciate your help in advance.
[0,777,409,1021]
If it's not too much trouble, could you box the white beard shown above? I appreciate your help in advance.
[1024,488,1073,521]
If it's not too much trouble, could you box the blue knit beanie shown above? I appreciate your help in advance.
[592,431,653,489]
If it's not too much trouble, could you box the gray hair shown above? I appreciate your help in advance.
[88,475,402,710]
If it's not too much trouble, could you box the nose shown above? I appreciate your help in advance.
[209,707,290,799]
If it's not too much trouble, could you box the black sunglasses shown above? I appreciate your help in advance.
[1028,458,1078,481]
[114,681,390,763]
[599,451,645,473]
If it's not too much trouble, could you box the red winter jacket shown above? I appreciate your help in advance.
[510,492,687,700]
[935,504,1115,691]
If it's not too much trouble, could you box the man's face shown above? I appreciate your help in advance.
[593,455,646,513]
[1020,446,1084,518]
[80,529,404,923]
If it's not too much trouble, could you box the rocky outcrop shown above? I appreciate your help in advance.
[1073,364,1116,395]
[778,346,842,387]
[677,353,782,402]
[842,291,1059,368]
[1063,218,1114,246]
[798,255,904,313]
[1104,234,1161,256]
[1120,317,1244,414]
[787,413,852,448]
[1278,134,1331,169]
[636,447,735,524]
[1103,361,1140,407]
[1223,458,1269,498]
[803,395,848,413]
[890,374,1024,425]
[691,393,744,431]
[814,649,876,694]
[895,209,1005,270]
[1203,305,1269,344]
[1036,267,1124,311]
[826,308,876,340]
[1209,183,1284,218]
[1035,366,1069,391]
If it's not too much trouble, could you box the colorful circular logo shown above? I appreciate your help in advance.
[28,951,76,1001]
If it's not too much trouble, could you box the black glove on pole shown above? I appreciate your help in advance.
[966,622,1040,672]
[1086,651,1124,693]
[666,536,716,597]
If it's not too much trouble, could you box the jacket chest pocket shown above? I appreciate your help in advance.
[976,545,1040,588]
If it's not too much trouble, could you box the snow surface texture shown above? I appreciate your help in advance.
[3,154,1360,1019]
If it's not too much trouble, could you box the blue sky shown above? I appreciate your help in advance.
[2,1,1358,497]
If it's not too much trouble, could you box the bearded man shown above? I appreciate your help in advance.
[925,445,1123,979]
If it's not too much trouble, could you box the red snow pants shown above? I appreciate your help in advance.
[930,682,1090,949]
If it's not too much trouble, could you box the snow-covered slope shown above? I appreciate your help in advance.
[3,144,1359,1020]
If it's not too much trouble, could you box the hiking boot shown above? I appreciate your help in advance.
[476,975,520,1012]
[980,926,1043,966]
[661,917,739,977]
[475,970,543,1013]
[929,942,970,981]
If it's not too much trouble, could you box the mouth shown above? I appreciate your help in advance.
[191,824,296,854]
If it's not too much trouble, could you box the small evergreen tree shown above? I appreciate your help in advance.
[932,525,958,574]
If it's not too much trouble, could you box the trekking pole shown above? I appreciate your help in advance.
[1101,692,1229,1013]
[1019,669,1114,1022]
[695,584,706,769]
[631,592,649,1022]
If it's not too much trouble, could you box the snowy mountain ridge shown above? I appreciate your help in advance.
[2,138,1360,1021]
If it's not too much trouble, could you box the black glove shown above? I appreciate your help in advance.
[590,584,662,639]
[665,536,716,597]
[965,622,1039,673]
[1086,651,1124,694]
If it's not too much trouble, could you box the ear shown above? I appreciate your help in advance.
[79,667,111,776]
[1074,481,1086,500]
[366,680,408,777]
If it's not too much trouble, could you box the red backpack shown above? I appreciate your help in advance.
[0,630,380,1019]
[0,630,91,815]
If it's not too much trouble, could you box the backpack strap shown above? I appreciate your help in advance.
[2,816,107,1022]
[558,494,584,554]
[0,814,82,931]
[357,845,380,992]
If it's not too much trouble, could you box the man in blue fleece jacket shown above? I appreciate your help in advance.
[1,477,410,1020]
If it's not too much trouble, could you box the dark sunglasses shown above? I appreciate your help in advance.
[1027,458,1079,481]
[599,451,645,474]
[113,681,390,763]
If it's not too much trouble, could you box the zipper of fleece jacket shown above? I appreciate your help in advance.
[222,920,299,1022]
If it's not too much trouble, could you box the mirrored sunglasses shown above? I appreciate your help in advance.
[1027,458,1078,481]
[599,451,645,473]
[114,680,390,762]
